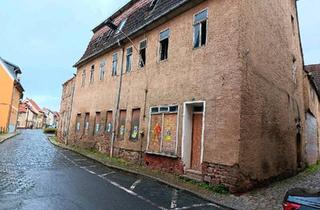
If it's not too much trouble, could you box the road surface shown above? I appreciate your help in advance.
[0,130,225,210]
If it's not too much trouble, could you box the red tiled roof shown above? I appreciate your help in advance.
[74,0,204,67]
[27,98,42,113]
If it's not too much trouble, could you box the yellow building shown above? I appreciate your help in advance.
[0,57,24,133]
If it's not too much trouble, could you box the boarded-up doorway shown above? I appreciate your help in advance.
[182,101,205,173]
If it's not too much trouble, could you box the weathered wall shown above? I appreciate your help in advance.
[238,0,305,187]
[68,0,242,166]
[303,77,320,165]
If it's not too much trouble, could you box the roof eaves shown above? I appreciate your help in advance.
[74,0,203,68]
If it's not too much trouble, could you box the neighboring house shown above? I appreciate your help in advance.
[58,76,75,143]
[17,102,37,129]
[17,98,46,129]
[43,108,58,128]
[59,0,318,192]
[0,57,24,133]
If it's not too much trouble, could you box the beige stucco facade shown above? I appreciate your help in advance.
[58,0,319,192]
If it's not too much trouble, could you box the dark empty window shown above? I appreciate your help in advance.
[139,40,147,68]
[90,65,95,84]
[159,29,170,61]
[194,9,208,48]
[291,15,295,36]
[126,47,133,73]
[112,53,118,76]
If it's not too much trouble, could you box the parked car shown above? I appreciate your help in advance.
[283,188,320,210]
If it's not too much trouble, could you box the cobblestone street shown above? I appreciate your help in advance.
[0,130,226,210]
[209,167,320,210]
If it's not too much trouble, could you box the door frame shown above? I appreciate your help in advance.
[182,101,206,171]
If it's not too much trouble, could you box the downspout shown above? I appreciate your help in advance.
[110,45,125,158]
[7,83,15,133]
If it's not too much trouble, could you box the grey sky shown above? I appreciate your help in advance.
[0,0,318,111]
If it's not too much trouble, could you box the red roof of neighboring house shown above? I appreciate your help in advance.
[27,98,42,113]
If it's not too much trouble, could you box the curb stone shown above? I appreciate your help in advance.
[45,135,234,210]
[0,132,20,144]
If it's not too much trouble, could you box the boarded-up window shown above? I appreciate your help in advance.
[94,112,101,135]
[105,111,113,137]
[130,109,141,141]
[148,105,178,155]
[84,113,90,134]
[76,114,81,132]
[118,110,126,140]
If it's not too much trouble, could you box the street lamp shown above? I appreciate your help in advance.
[105,19,146,158]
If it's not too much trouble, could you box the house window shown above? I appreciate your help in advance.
[292,56,297,83]
[76,114,81,132]
[126,47,133,73]
[118,110,126,140]
[130,108,141,141]
[291,15,295,36]
[94,112,101,135]
[84,113,90,134]
[90,65,95,84]
[99,61,106,81]
[193,9,208,48]
[139,40,147,68]
[159,29,170,61]
[105,110,113,137]
[112,53,118,76]
[148,105,178,155]
[81,69,86,87]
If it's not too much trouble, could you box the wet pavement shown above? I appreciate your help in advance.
[0,130,224,210]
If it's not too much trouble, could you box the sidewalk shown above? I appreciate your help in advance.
[47,135,320,210]
[0,131,20,143]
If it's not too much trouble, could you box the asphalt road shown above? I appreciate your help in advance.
[0,130,225,210]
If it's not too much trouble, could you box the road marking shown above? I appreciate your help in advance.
[174,203,221,210]
[80,166,96,175]
[130,179,141,190]
[74,158,86,161]
[170,189,178,209]
[98,171,116,177]
[99,175,167,210]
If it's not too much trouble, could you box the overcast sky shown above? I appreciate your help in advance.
[0,0,319,111]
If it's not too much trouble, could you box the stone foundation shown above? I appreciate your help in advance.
[144,153,184,174]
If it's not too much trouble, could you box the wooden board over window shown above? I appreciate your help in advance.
[118,110,126,140]
[105,111,113,138]
[148,114,162,152]
[148,105,178,156]
[162,113,177,154]
[130,109,140,141]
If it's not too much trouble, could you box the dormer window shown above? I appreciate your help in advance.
[115,19,127,35]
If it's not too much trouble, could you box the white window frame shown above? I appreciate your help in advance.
[112,52,118,76]
[146,104,179,157]
[99,60,106,81]
[138,39,147,68]
[126,46,133,73]
[193,8,208,49]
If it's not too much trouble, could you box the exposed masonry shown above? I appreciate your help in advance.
[58,0,320,192]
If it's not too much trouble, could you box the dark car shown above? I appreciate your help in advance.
[283,188,320,210]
